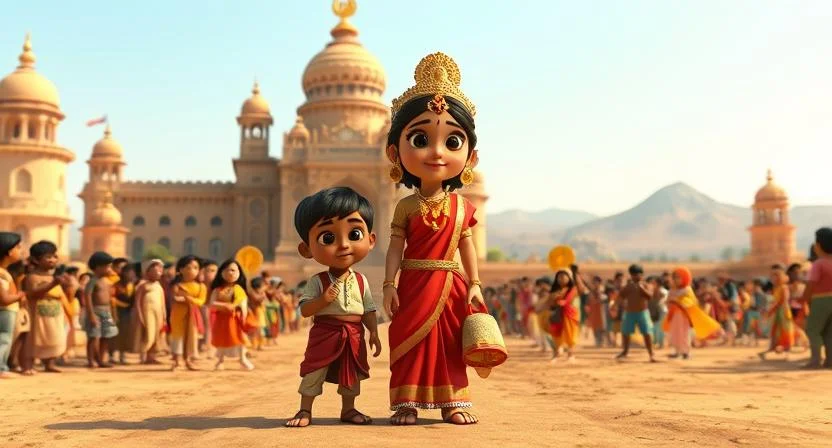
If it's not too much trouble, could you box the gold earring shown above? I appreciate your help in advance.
[389,162,403,183]
[460,166,474,186]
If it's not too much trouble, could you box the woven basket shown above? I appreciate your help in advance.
[462,313,508,370]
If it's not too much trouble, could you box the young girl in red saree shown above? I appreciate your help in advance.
[547,269,580,362]
[383,52,485,426]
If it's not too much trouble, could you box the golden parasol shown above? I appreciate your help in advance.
[548,245,575,272]
[235,245,264,278]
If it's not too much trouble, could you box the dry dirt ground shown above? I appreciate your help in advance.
[1,324,830,447]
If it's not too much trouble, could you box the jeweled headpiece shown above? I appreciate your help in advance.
[390,52,476,121]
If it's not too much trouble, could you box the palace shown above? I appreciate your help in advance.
[73,3,489,266]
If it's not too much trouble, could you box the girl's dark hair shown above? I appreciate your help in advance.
[387,95,477,191]
[172,255,201,285]
[251,277,264,289]
[816,227,832,254]
[210,259,247,291]
[0,232,22,260]
[550,271,575,294]
[29,240,58,261]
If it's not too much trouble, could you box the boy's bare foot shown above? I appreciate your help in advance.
[390,407,417,425]
[442,408,478,425]
[340,408,372,425]
[21,369,35,376]
[44,365,62,373]
[170,363,180,372]
[648,356,657,363]
[214,363,225,371]
[286,409,312,428]
[185,362,199,371]
[615,352,628,360]
[87,362,98,369]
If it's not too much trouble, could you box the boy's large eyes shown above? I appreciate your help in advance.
[408,131,428,148]
[317,232,336,245]
[446,134,464,150]
[348,228,364,241]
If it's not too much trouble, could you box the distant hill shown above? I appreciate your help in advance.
[486,208,598,260]
[487,182,832,261]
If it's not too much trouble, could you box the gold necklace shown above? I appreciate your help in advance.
[417,190,450,231]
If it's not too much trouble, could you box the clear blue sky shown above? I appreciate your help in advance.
[3,0,831,224]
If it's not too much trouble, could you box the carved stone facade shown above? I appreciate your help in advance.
[0,34,73,258]
[745,170,800,267]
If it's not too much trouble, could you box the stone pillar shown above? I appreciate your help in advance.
[0,115,6,142]
[19,115,28,142]
[37,115,46,143]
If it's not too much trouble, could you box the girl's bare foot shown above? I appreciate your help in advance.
[170,363,180,372]
[185,362,199,371]
[442,408,478,425]
[390,407,417,425]
[44,362,62,373]
[240,358,254,371]
[214,362,225,371]
[286,409,312,428]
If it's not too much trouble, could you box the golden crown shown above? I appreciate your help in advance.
[390,52,476,120]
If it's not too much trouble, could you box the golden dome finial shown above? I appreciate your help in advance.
[252,78,260,95]
[104,123,112,138]
[391,52,476,120]
[18,32,36,69]
[332,0,357,20]
[330,0,359,38]
[766,168,773,182]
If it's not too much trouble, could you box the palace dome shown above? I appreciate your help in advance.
[288,116,310,140]
[240,81,271,117]
[301,5,386,100]
[755,170,788,203]
[92,192,122,226]
[91,125,123,158]
[0,34,61,113]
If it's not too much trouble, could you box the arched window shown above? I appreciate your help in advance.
[14,169,32,194]
[185,216,197,227]
[158,237,170,249]
[28,123,36,139]
[12,122,21,139]
[133,216,145,226]
[210,216,223,227]
[183,237,197,255]
[252,126,262,139]
[159,215,171,227]
[757,209,766,225]
[249,198,265,218]
[209,238,223,259]
[132,238,145,260]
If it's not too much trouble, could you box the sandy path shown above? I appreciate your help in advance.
[1,325,830,447]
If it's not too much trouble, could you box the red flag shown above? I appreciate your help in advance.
[86,115,107,127]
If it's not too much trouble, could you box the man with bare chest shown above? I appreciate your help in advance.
[616,264,657,362]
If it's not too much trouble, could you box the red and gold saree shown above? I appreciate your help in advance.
[388,193,480,411]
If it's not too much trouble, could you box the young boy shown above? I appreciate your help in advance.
[802,227,832,368]
[285,187,382,428]
[83,251,119,368]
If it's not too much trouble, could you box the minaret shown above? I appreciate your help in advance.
[748,169,798,266]
[237,80,273,159]
[0,33,74,258]
[79,124,127,259]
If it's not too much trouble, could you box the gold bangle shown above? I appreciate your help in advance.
[383,281,396,289]
[470,280,482,287]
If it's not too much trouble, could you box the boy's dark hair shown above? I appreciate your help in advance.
[30,240,58,260]
[0,232,22,259]
[293,187,374,244]
[771,263,785,271]
[809,243,818,262]
[535,277,552,287]
[787,263,802,274]
[66,266,80,276]
[113,257,128,266]
[614,271,624,278]
[163,262,173,270]
[816,227,832,254]
[628,264,644,275]
[88,251,114,270]
[251,277,264,289]
[296,280,308,290]
[201,259,218,268]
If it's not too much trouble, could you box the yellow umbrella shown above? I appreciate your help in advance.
[548,245,575,272]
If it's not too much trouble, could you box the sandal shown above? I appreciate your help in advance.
[340,408,372,425]
[443,410,478,425]
[390,408,417,425]
[286,409,312,428]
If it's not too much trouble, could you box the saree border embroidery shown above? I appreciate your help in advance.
[390,384,472,410]
[401,260,459,271]
[390,194,466,366]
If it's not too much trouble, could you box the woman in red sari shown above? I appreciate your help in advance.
[383,52,485,426]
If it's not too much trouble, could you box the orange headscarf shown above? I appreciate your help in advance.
[673,266,692,288]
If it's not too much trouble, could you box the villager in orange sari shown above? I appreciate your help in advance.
[759,264,795,360]
[210,259,253,371]
[169,255,205,371]
[665,266,722,360]
[383,52,485,426]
